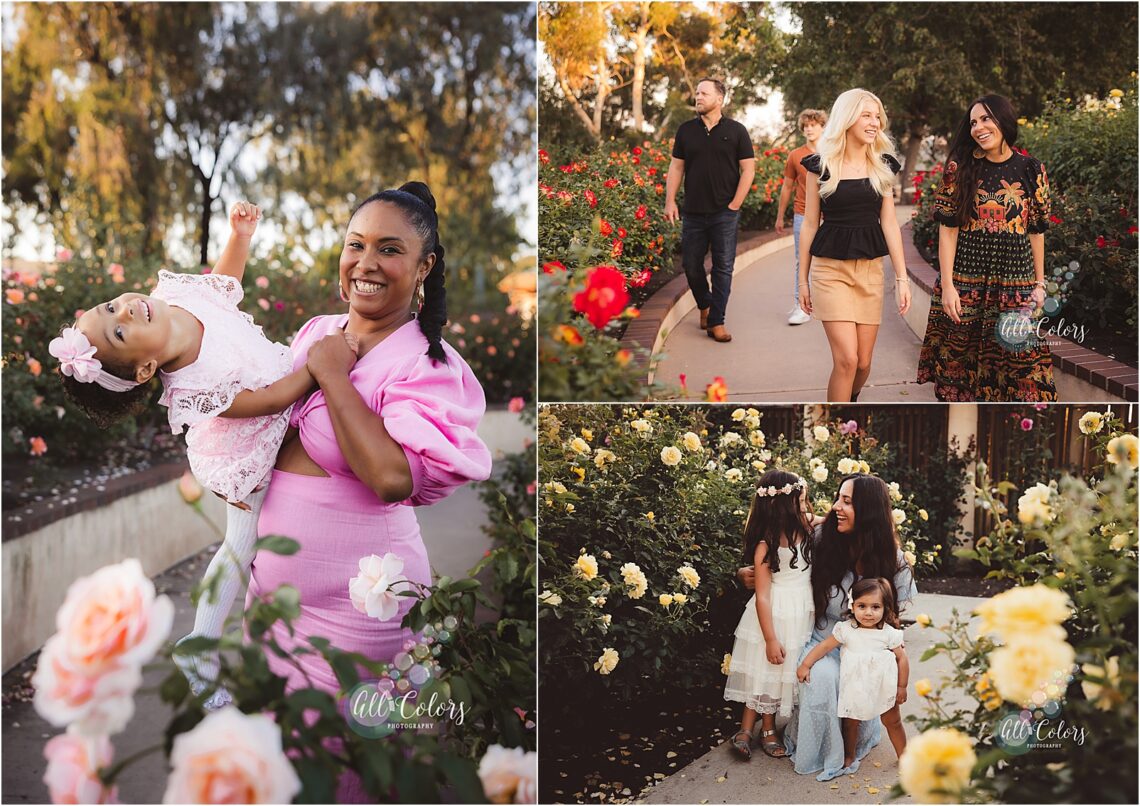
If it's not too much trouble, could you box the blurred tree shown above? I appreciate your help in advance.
[2,2,535,306]
[780,2,1139,187]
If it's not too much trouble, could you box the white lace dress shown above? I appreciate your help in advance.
[834,620,905,720]
[724,545,815,716]
[154,270,294,503]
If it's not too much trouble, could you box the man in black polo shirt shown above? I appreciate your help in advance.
[665,77,756,343]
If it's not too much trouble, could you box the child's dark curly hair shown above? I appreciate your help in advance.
[848,577,900,629]
[56,326,156,428]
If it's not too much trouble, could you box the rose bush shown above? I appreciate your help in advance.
[537,405,937,714]
[899,422,1137,803]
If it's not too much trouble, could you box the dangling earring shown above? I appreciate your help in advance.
[414,279,425,309]
[339,284,349,303]
[972,147,985,160]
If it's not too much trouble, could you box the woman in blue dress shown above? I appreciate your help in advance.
[739,473,917,780]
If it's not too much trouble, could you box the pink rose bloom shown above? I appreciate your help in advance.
[164,709,300,804]
[43,731,119,804]
[32,559,173,735]
[1034,403,1048,411]
[478,744,537,804]
[1021,418,1034,431]
[257,298,270,311]
[56,248,73,262]
[508,397,525,414]
[255,275,269,288]
[525,482,536,496]
[348,553,410,622]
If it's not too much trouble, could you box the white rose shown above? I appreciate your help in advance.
[349,552,410,622]
[660,446,683,466]
[682,432,702,452]
[837,458,859,475]
[1017,483,1055,525]
[731,408,746,421]
[725,468,743,482]
[538,590,562,607]
[811,465,828,483]
[813,425,830,442]
[1078,412,1104,435]
[888,481,903,502]
[892,508,907,525]
[164,709,301,804]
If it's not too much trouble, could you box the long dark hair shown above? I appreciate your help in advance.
[742,469,813,575]
[811,474,903,629]
[848,577,900,629]
[351,181,448,362]
[945,94,1020,227]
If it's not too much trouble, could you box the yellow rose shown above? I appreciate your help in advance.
[918,508,929,521]
[725,468,743,482]
[644,512,655,522]
[1078,411,1104,435]
[1109,88,1124,98]
[672,593,687,604]
[721,653,732,675]
[837,458,859,475]
[1110,532,1130,551]
[682,432,702,452]
[812,425,829,442]
[1081,656,1122,711]
[543,481,567,495]
[631,418,653,434]
[594,647,619,675]
[620,562,648,599]
[888,481,903,502]
[898,728,976,803]
[1017,117,1028,125]
[581,428,593,441]
[731,408,746,421]
[574,554,599,581]
[915,679,933,697]
[569,437,589,454]
[975,584,1071,642]
[1017,483,1055,524]
[1106,434,1139,469]
[988,637,1076,706]
[858,460,871,474]
[565,503,575,514]
[904,550,917,566]
[916,613,932,627]
[660,446,683,466]
[658,593,674,607]
[677,564,701,589]
[539,590,562,607]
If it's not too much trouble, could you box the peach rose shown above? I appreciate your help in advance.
[163,709,301,804]
[33,635,142,736]
[43,730,119,804]
[477,744,537,804]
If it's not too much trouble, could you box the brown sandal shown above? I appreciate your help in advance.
[759,728,787,758]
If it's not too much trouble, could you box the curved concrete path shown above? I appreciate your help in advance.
[655,207,937,402]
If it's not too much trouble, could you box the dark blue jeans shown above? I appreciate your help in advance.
[681,208,740,327]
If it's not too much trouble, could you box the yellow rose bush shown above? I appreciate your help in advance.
[906,421,1138,803]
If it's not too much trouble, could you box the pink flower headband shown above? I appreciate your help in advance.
[48,327,141,393]
[755,477,806,498]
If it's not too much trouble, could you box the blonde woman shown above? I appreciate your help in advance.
[797,89,910,402]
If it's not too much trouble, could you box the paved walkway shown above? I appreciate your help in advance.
[655,207,937,402]
[0,490,497,803]
[640,592,986,804]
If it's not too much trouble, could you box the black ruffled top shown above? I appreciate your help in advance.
[801,153,902,259]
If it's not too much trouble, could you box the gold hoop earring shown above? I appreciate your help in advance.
[972,147,985,160]
[339,285,349,303]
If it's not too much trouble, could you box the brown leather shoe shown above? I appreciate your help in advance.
[707,324,732,342]
[698,307,710,330]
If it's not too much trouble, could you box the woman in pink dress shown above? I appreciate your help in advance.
[246,182,492,797]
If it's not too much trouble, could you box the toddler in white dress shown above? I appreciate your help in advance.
[724,470,819,760]
[797,577,910,773]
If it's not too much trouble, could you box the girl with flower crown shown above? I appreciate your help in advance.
[49,202,354,710]
[723,469,820,759]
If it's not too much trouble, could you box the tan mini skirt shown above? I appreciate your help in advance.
[810,256,885,325]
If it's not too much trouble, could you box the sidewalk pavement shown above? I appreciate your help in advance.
[0,491,496,804]
[654,206,937,402]
[640,592,987,805]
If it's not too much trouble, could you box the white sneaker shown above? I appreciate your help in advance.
[787,308,811,325]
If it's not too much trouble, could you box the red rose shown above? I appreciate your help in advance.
[572,266,630,329]
[635,204,648,220]
[1128,225,1138,235]
[538,149,550,164]
[617,227,627,239]
[600,220,613,237]
[542,260,567,274]
[1049,214,1063,224]
[1096,235,1107,248]
[632,146,643,156]
[631,269,652,287]
[603,178,619,189]
[610,239,624,258]
[632,156,640,164]
[584,189,598,209]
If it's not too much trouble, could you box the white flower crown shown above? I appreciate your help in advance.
[754,477,806,498]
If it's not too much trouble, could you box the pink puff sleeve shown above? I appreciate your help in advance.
[374,350,492,507]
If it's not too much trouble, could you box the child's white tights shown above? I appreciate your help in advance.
[174,485,267,710]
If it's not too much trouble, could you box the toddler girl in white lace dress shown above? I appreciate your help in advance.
[50,203,351,710]
[724,470,819,760]
[797,576,910,773]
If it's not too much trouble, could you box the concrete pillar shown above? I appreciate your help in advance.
[947,403,979,550]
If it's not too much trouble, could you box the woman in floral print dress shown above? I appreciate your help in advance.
[916,94,1057,401]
